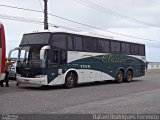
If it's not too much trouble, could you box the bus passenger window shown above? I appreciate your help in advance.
[111,41,120,53]
[61,51,67,64]
[49,50,58,64]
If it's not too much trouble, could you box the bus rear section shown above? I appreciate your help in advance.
[0,23,6,81]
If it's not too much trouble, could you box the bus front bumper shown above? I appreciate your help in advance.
[16,75,48,86]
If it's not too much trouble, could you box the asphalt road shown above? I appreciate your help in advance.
[0,70,160,114]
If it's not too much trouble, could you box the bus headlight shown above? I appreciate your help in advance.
[58,69,62,75]
[35,75,46,78]
[17,74,21,77]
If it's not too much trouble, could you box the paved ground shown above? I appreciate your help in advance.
[0,70,160,114]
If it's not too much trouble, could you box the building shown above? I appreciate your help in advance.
[148,62,160,69]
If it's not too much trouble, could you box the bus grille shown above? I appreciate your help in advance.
[21,72,36,78]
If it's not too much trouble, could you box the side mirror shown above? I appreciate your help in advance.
[40,45,50,60]
[40,45,50,68]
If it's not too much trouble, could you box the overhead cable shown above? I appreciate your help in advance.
[0,3,160,43]
[73,0,159,27]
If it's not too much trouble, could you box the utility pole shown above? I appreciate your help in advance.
[44,0,48,30]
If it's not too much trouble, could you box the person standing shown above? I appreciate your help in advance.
[0,58,14,87]
[145,61,149,71]
[4,58,12,87]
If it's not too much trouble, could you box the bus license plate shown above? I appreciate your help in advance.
[24,80,30,84]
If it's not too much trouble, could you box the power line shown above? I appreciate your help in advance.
[0,4,43,13]
[2,16,160,48]
[0,14,80,32]
[49,13,160,43]
[0,14,43,24]
[38,0,43,11]
[1,1,157,28]
[0,3,160,43]
[73,0,159,27]
[1,14,160,48]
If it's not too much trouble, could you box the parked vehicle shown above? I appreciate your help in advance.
[9,61,16,79]
[10,31,146,88]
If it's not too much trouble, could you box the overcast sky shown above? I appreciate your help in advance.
[0,0,160,62]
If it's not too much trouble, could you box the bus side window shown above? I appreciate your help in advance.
[49,50,58,64]
[61,51,67,65]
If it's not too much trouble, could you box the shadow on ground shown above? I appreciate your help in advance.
[19,79,144,91]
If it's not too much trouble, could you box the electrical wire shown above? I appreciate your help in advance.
[73,0,159,27]
[0,3,160,43]
[0,14,81,32]
[38,0,43,11]
[0,14,160,48]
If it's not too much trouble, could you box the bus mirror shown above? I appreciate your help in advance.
[8,47,21,59]
[40,45,50,60]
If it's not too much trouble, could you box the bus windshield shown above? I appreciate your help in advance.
[17,45,60,68]
[18,46,43,68]
[20,32,51,46]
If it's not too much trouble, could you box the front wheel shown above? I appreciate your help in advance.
[115,70,124,83]
[125,70,133,82]
[16,82,19,86]
[65,72,77,89]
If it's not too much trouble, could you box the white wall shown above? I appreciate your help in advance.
[148,63,160,69]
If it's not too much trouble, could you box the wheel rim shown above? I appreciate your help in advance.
[127,71,133,82]
[67,73,74,87]
[117,72,123,82]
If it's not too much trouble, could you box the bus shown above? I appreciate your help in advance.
[0,23,6,81]
[15,30,146,88]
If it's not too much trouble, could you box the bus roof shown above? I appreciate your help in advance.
[24,29,145,45]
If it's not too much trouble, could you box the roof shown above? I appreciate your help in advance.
[25,29,113,39]
[24,29,145,45]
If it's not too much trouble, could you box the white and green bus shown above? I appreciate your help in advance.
[15,30,146,88]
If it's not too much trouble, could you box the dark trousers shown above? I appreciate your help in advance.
[5,71,9,87]
[0,80,4,87]
[0,71,9,87]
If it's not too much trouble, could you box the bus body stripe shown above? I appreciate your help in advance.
[0,24,6,73]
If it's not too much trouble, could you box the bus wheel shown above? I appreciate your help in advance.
[116,70,124,83]
[125,70,133,82]
[65,72,77,88]
[16,82,19,86]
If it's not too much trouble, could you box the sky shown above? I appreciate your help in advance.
[0,0,160,62]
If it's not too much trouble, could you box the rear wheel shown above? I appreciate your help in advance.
[65,72,77,88]
[125,70,133,82]
[115,70,124,83]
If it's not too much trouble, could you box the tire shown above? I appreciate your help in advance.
[125,70,133,82]
[16,82,19,86]
[115,70,124,83]
[65,72,77,88]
